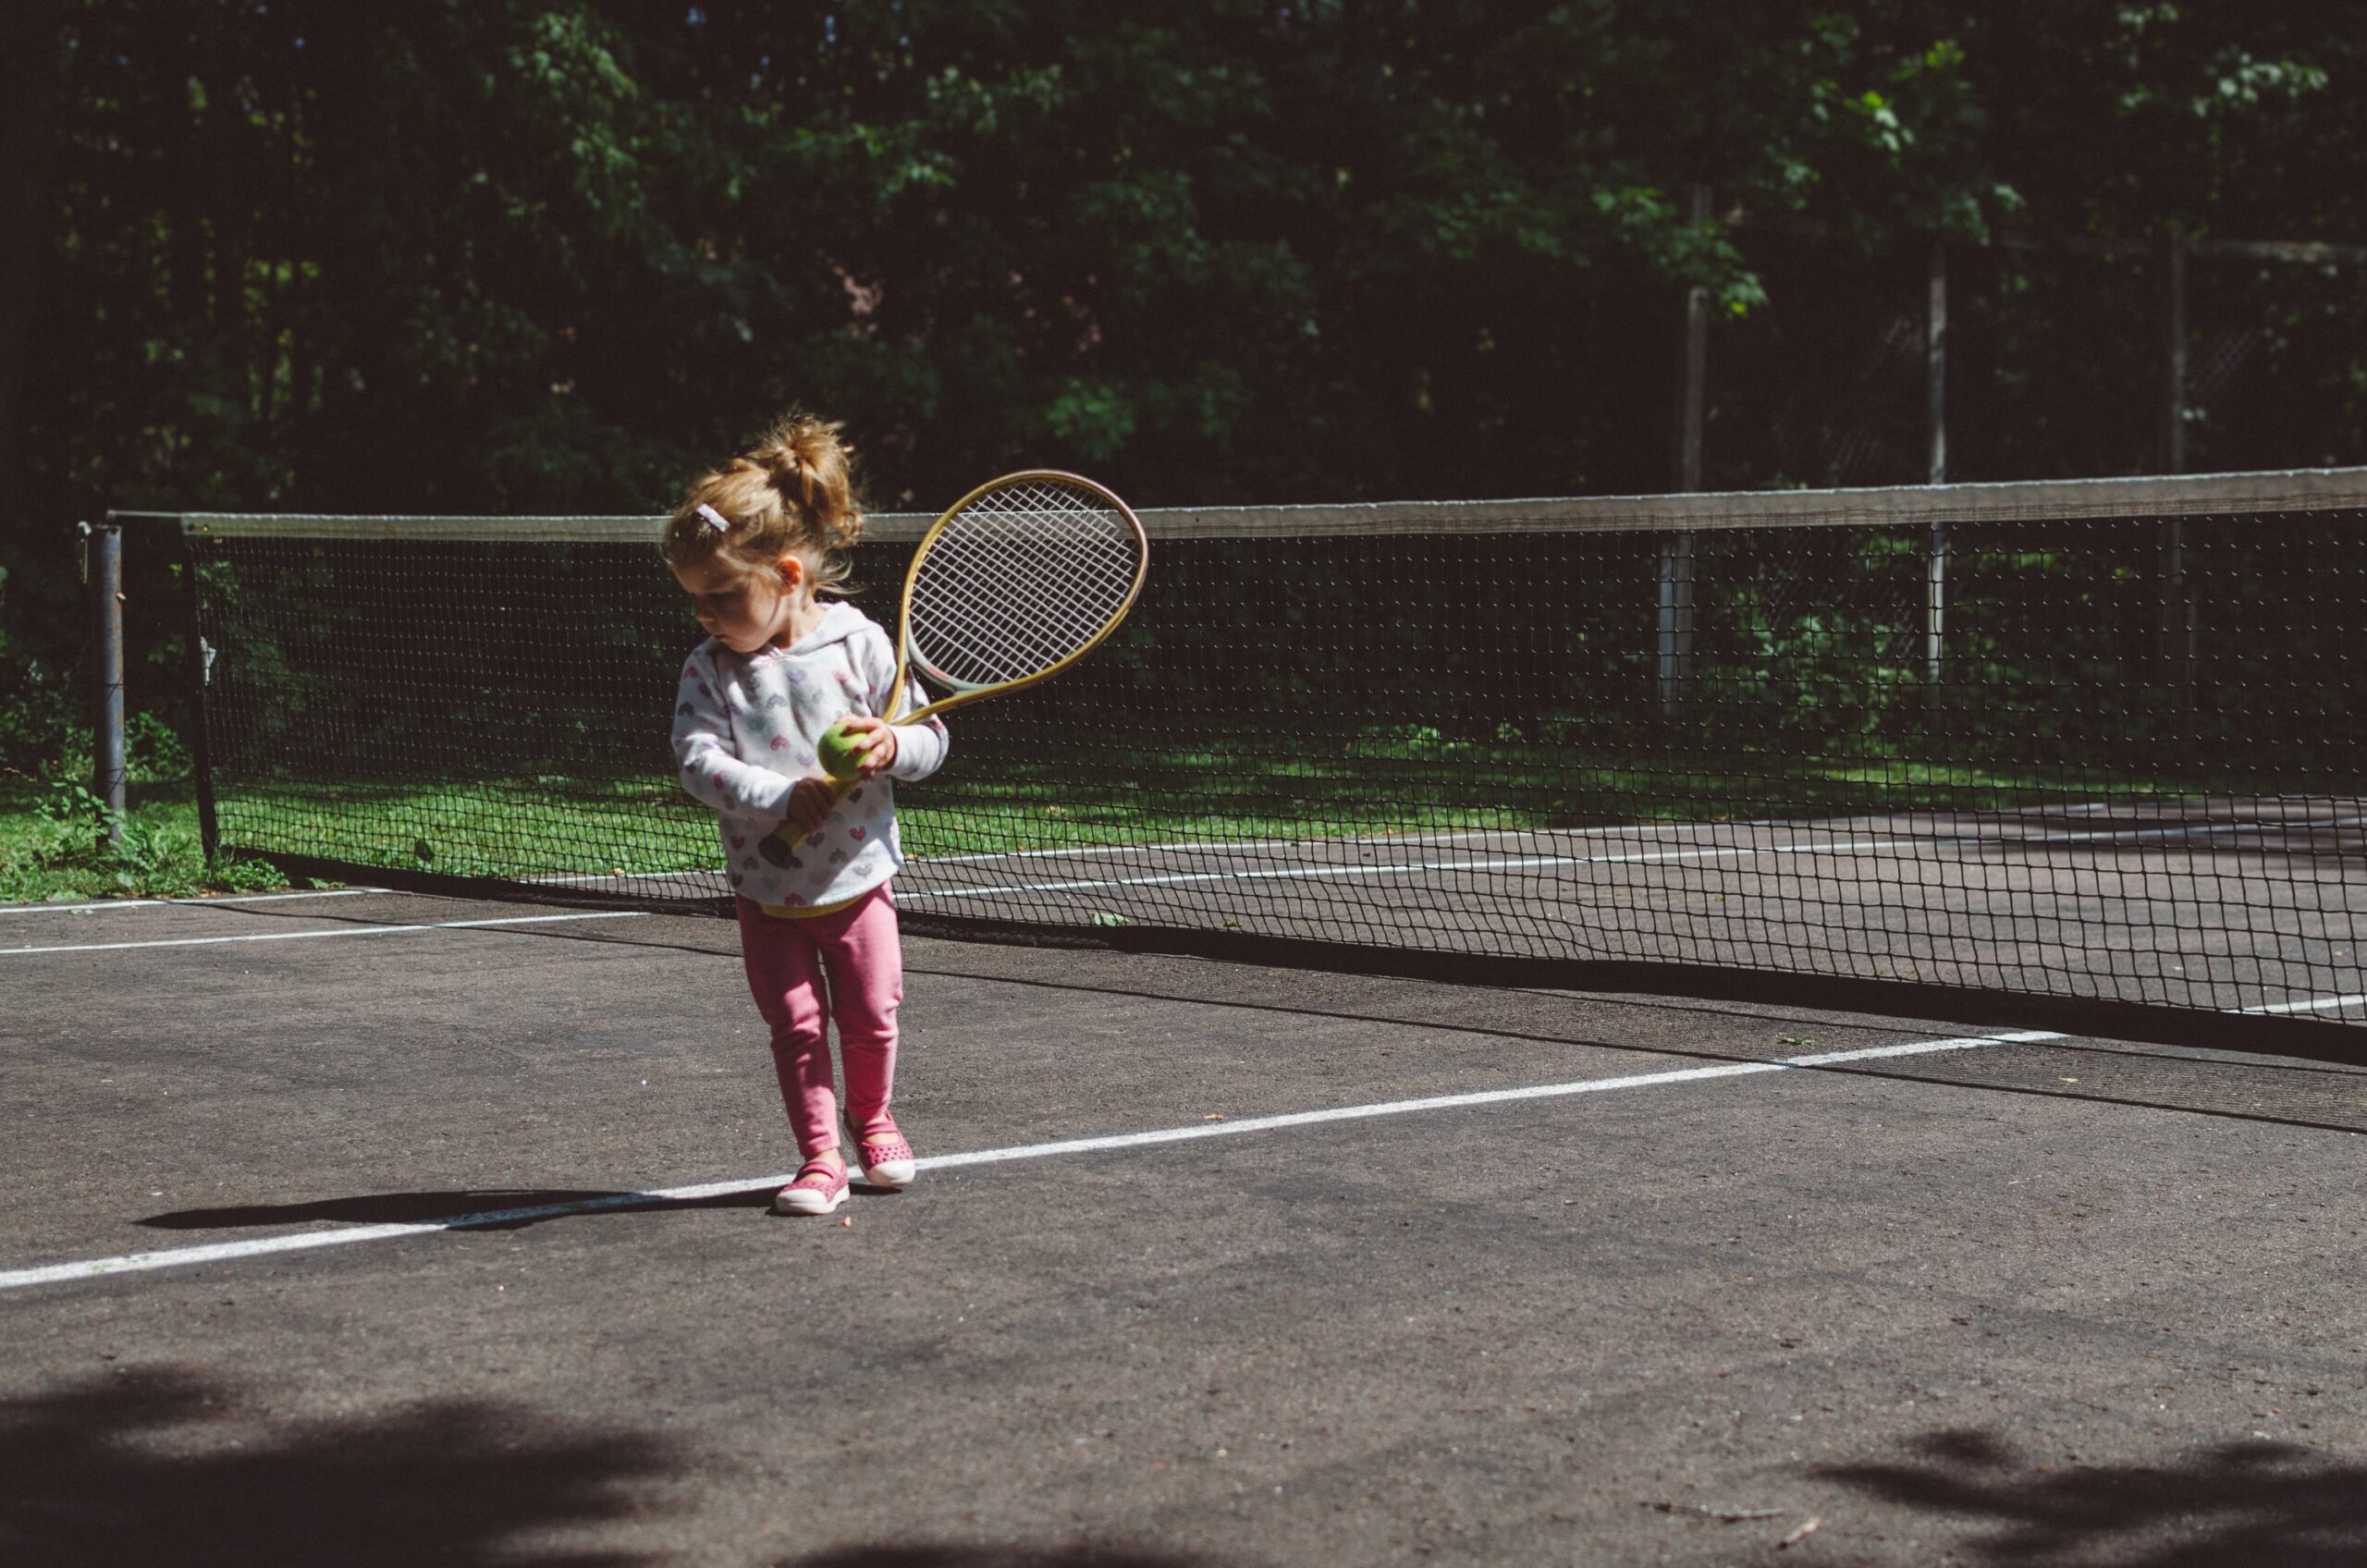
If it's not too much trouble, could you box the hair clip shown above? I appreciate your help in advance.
[695,503,731,533]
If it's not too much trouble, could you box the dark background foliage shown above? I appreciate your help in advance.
[3,1,2363,773]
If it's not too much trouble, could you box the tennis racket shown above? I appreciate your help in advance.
[824,470,1148,795]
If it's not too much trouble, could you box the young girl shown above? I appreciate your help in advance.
[663,414,949,1217]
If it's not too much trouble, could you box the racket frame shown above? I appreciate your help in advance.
[877,469,1148,728]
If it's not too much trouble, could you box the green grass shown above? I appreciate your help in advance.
[8,735,2289,905]
[0,779,288,904]
[211,778,717,882]
[215,744,2240,876]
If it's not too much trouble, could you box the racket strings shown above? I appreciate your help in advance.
[908,480,1143,690]
[915,538,1132,684]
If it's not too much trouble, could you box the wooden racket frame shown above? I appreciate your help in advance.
[877,469,1149,727]
[828,470,1147,798]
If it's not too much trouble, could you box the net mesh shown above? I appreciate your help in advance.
[177,474,2367,1031]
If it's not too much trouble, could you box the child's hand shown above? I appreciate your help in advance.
[833,714,900,778]
[781,777,838,836]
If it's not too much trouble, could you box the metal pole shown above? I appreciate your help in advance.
[1925,239,1948,685]
[2160,227,2194,708]
[89,520,126,843]
[179,530,221,864]
[1662,183,1710,718]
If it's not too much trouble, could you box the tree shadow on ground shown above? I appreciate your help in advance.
[0,1366,681,1567]
[139,1187,780,1232]
[1817,1427,2367,1566]
[784,1549,1220,1568]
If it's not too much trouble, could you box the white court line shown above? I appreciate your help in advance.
[901,836,1946,903]
[0,888,394,918]
[522,830,1517,884]
[0,1027,2061,1294]
[2242,992,2367,1018]
[0,910,649,958]
[514,792,2291,887]
[901,803,2365,873]
[2033,813,2367,846]
[916,827,1521,865]
[526,799,2246,884]
[517,833,1854,905]
[901,815,2367,905]
[896,793,2349,872]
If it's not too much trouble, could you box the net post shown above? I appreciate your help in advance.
[176,521,221,864]
[84,519,126,844]
[1925,239,1948,685]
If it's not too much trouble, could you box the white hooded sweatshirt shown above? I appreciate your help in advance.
[670,601,948,912]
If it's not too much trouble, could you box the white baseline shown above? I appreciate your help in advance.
[0,1027,2061,1294]
[2,910,649,958]
[0,888,393,919]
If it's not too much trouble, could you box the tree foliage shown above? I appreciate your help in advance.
[4,1,2363,770]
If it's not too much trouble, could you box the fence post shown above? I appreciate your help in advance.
[178,527,221,864]
[1925,239,1949,686]
[87,520,127,844]
[1661,183,1710,718]
[1675,183,1711,493]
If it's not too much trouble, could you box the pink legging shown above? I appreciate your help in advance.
[734,886,902,1158]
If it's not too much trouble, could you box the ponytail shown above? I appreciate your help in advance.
[662,411,865,592]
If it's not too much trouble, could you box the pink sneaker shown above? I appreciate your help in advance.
[851,1114,917,1189]
[773,1158,849,1216]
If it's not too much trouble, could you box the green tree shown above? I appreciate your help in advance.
[5,1,2364,774]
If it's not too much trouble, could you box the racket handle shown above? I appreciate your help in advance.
[772,771,861,848]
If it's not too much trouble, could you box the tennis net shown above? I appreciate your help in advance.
[162,469,2367,1048]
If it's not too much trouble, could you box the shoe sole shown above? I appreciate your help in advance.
[773,1184,848,1216]
[846,1118,917,1190]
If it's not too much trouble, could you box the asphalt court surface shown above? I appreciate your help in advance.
[6,887,2367,1566]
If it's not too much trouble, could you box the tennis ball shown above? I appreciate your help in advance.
[816,719,865,782]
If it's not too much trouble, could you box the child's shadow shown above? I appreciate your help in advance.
[786,1549,1218,1568]
[134,1183,895,1234]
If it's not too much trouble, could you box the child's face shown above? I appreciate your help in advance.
[671,555,809,654]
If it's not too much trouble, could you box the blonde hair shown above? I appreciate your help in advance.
[662,412,865,594]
